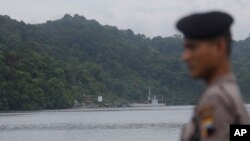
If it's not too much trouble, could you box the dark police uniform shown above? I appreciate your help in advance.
[176,11,250,141]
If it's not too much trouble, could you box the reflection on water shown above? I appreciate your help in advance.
[0,106,192,141]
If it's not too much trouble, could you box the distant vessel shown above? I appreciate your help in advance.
[130,87,164,107]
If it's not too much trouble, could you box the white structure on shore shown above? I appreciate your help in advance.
[152,95,159,105]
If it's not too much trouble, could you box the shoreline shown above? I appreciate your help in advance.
[0,104,196,114]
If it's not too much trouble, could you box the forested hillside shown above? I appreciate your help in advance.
[0,14,249,110]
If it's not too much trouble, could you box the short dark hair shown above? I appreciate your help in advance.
[209,31,232,57]
[222,31,232,56]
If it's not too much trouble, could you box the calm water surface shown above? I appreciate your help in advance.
[0,105,228,141]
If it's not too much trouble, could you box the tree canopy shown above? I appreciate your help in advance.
[0,14,250,110]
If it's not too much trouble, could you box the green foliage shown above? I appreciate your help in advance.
[0,14,249,110]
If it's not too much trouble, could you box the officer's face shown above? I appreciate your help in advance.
[182,39,222,78]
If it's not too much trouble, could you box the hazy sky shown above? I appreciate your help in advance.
[0,0,250,40]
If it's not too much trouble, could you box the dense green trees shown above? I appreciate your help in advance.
[0,14,250,110]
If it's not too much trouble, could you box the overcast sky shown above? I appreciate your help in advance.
[0,0,250,40]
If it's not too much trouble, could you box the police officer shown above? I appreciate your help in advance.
[176,11,250,141]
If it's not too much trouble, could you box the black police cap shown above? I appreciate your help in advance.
[176,11,234,40]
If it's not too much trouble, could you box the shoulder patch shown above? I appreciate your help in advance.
[198,105,214,117]
[198,105,216,138]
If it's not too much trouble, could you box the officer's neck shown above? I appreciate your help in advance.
[205,61,232,86]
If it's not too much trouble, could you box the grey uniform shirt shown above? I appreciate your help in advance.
[181,73,250,141]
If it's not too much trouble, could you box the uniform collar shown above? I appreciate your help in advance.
[209,72,237,87]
